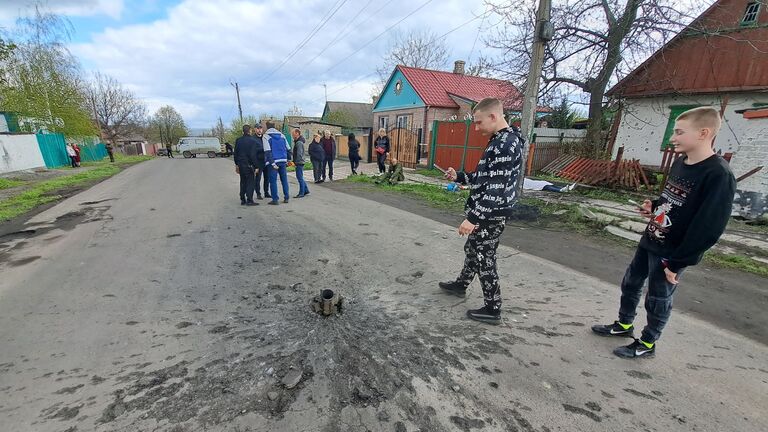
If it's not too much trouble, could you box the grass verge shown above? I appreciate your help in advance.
[0,178,26,190]
[413,168,445,179]
[704,252,768,277]
[0,155,150,222]
[345,174,469,211]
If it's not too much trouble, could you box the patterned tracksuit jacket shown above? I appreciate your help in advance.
[454,126,524,310]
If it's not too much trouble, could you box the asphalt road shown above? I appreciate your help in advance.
[1,158,766,432]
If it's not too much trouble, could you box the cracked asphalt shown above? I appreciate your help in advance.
[1,158,766,432]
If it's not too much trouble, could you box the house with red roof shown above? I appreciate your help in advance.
[372,61,545,149]
[605,0,768,218]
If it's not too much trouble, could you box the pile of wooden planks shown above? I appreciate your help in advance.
[540,148,650,190]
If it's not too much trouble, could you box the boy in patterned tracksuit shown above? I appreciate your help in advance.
[592,107,736,359]
[439,98,524,325]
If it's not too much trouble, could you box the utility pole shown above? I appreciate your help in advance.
[217,117,225,143]
[518,0,552,196]
[323,83,327,103]
[230,80,243,123]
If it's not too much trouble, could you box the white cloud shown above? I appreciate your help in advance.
[0,0,124,24]
[70,0,487,128]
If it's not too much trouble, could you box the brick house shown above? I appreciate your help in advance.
[606,0,768,217]
[372,61,546,152]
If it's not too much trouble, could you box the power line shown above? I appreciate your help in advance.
[321,0,436,75]
[321,12,490,101]
[284,0,387,82]
[256,0,349,84]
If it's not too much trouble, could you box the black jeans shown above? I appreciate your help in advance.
[456,222,505,311]
[376,153,387,173]
[238,165,255,202]
[255,164,270,196]
[350,158,360,172]
[310,157,322,182]
[323,157,334,180]
[618,246,684,343]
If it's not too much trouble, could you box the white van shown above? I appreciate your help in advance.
[177,137,222,158]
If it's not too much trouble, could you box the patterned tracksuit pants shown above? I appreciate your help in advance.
[456,221,505,311]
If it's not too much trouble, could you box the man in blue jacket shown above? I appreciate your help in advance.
[263,121,291,205]
[233,124,260,206]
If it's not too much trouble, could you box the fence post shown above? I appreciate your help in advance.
[460,119,470,172]
[526,141,536,176]
[428,120,438,169]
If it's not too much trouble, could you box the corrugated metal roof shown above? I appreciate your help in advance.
[608,0,768,97]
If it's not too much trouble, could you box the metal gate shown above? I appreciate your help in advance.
[387,127,419,168]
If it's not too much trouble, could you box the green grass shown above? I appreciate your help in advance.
[345,175,469,211]
[414,168,445,179]
[0,178,25,190]
[0,155,150,222]
[704,252,768,277]
[287,162,313,172]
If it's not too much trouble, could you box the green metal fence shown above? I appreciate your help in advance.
[36,133,69,168]
[35,133,107,168]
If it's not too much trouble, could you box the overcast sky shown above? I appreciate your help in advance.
[1,0,493,128]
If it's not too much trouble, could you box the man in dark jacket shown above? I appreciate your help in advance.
[440,98,523,325]
[234,124,259,206]
[308,133,325,183]
[291,129,309,198]
[320,130,336,181]
[252,124,270,200]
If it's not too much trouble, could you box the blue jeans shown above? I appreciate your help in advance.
[618,247,684,343]
[295,165,309,196]
[269,162,289,201]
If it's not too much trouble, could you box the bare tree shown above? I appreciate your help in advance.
[466,55,495,77]
[375,29,451,93]
[85,72,147,146]
[485,0,705,149]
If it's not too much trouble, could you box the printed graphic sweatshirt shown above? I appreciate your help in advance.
[641,154,736,272]
[455,126,524,225]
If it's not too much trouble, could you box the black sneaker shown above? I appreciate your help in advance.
[265,194,272,199]
[466,307,501,325]
[240,200,246,206]
[439,281,466,297]
[245,201,259,206]
[591,321,635,337]
[283,198,289,203]
[256,194,263,200]
[268,201,279,206]
[614,339,656,359]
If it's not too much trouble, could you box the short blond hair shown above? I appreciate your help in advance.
[676,106,722,135]
[378,127,386,134]
[473,97,504,115]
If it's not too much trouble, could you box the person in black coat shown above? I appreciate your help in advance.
[374,128,390,173]
[234,124,260,206]
[347,133,361,175]
[252,124,270,199]
[308,133,325,183]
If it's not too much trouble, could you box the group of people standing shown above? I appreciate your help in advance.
[233,122,308,206]
[65,142,82,168]
[305,130,364,182]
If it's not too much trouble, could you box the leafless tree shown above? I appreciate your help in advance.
[485,0,706,148]
[85,72,147,145]
[375,29,451,93]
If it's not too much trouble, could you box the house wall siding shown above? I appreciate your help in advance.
[612,93,767,166]
[731,113,768,218]
[373,69,425,112]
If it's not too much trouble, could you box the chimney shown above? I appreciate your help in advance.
[453,60,466,75]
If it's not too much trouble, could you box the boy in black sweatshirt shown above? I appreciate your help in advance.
[592,106,736,359]
[439,98,524,325]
